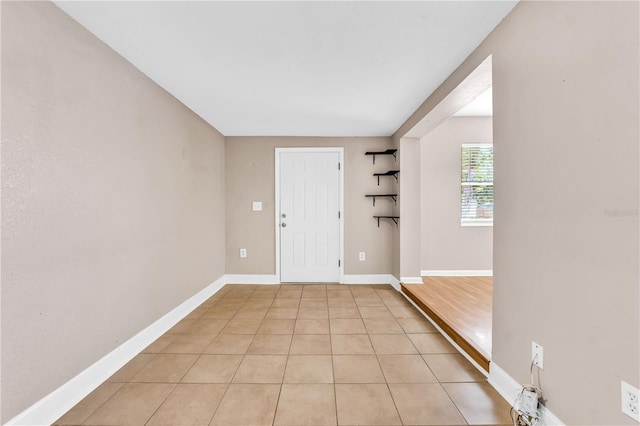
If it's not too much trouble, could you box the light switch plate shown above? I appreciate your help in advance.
[252,202,262,211]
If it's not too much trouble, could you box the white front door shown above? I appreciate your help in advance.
[278,149,342,283]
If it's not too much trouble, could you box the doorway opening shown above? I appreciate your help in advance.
[400,56,494,371]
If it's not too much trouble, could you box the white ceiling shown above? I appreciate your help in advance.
[54,1,516,137]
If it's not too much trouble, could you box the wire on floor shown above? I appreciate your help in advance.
[510,355,544,426]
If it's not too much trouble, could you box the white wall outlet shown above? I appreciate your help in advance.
[621,380,640,421]
[252,201,262,211]
[240,248,247,258]
[531,341,544,369]
[359,252,366,261]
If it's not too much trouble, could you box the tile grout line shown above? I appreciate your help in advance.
[273,284,297,426]
[327,292,339,426]
[272,290,298,425]
[439,383,472,426]
[59,381,120,425]
[209,285,257,425]
[62,284,497,426]
[141,382,178,426]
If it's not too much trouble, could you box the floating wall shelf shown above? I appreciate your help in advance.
[373,216,400,227]
[365,149,398,164]
[373,170,400,185]
[366,148,399,229]
[365,194,398,206]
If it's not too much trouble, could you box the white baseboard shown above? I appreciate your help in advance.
[343,274,398,287]
[488,363,521,406]
[400,276,423,284]
[224,274,400,288]
[389,275,400,290]
[489,363,565,425]
[421,269,493,277]
[224,274,280,284]
[224,274,403,288]
[6,275,227,426]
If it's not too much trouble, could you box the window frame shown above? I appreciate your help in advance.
[460,143,494,227]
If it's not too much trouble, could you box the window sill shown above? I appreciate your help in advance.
[461,219,493,227]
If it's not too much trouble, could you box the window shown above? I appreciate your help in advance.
[461,144,493,226]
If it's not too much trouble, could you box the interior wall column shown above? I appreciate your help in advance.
[399,137,422,283]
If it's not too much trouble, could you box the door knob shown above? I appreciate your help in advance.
[281,223,287,227]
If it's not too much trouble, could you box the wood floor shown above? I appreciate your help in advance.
[402,276,492,372]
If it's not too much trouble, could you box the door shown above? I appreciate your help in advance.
[277,149,342,283]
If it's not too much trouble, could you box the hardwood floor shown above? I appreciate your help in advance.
[402,276,492,372]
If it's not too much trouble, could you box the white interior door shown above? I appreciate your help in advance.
[278,150,341,283]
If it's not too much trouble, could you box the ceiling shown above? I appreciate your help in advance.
[54,1,516,137]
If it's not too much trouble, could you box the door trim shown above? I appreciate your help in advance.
[275,147,344,283]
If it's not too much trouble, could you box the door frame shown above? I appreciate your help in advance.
[275,147,344,283]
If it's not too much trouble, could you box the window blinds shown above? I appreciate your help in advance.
[461,145,493,222]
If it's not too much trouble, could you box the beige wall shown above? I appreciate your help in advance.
[394,1,639,424]
[225,137,394,277]
[391,137,401,279]
[3,1,638,424]
[1,2,226,422]
[398,138,421,279]
[421,116,493,271]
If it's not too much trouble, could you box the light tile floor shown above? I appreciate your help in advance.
[55,284,512,426]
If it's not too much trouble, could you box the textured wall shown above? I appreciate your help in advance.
[225,137,394,277]
[399,137,421,279]
[1,2,226,421]
[394,2,639,424]
[420,116,493,271]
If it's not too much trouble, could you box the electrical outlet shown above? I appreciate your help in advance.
[531,341,544,369]
[240,248,247,258]
[252,202,262,211]
[359,252,366,261]
[622,380,640,421]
